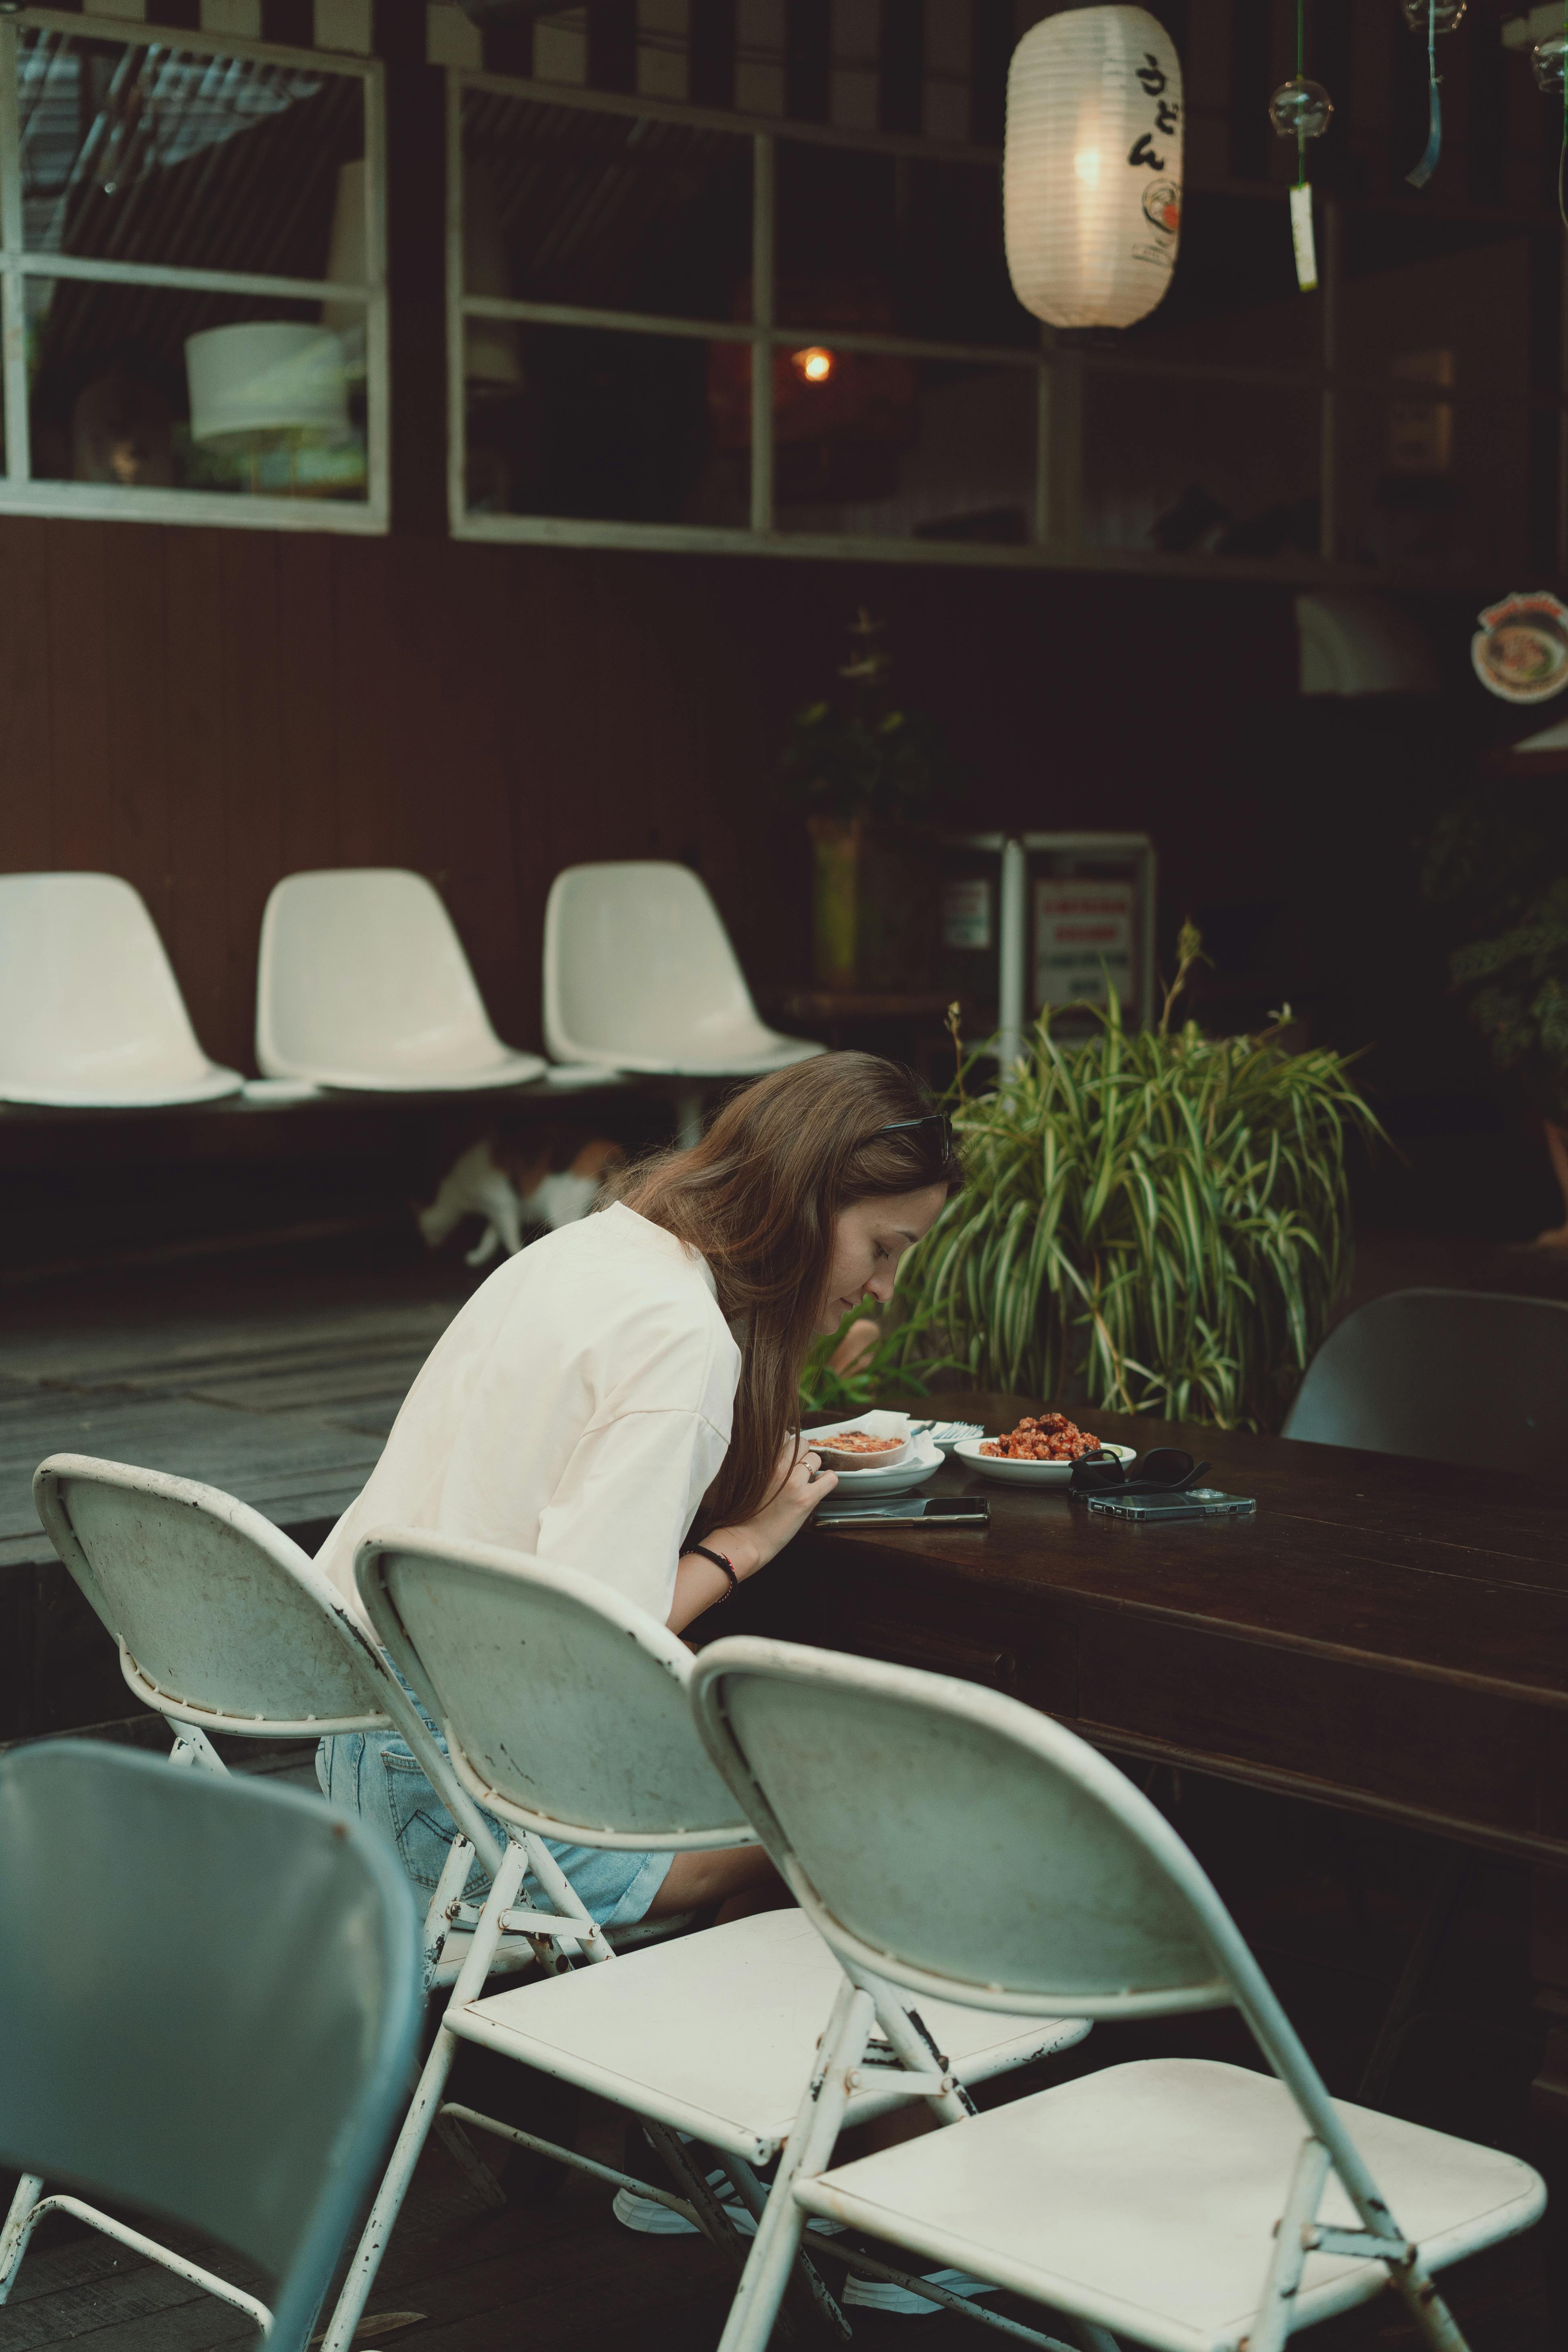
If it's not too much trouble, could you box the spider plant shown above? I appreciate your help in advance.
[899,958,1382,1433]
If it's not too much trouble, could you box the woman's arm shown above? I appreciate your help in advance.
[669,1442,836,1633]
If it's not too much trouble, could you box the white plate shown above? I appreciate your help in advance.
[953,1437,1137,1490]
[805,1411,944,1495]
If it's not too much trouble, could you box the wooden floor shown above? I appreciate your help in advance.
[2,1225,1565,2348]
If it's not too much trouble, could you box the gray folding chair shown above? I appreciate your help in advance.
[690,1638,1546,2352]
[17,1454,550,2312]
[32,1452,536,1990]
[0,1739,419,2352]
[319,1529,1089,2352]
[1282,1287,1568,1474]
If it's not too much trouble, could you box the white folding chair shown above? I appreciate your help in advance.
[0,871,241,1106]
[690,1638,1547,2352]
[256,867,547,1091]
[9,1454,541,2328]
[542,861,821,1142]
[322,1529,1089,2352]
[31,1453,537,1987]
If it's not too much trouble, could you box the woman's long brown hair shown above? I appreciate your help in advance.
[611,1053,962,1536]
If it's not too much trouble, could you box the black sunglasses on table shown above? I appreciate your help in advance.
[1067,1446,1210,1498]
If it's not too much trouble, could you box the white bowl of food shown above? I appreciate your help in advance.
[803,1412,942,1493]
[954,1412,1136,1490]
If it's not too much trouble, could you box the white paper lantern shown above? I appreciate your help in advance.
[1004,6,1184,332]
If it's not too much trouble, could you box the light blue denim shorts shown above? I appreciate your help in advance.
[316,1728,673,1930]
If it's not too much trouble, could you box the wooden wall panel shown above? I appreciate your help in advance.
[218,535,285,1069]
[100,526,171,935]
[0,510,1318,1080]
[0,519,54,874]
[163,530,233,1065]
[46,520,112,874]
[276,531,341,880]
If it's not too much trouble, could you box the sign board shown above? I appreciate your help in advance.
[1033,879,1136,1011]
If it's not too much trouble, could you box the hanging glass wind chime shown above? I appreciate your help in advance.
[1269,3,1332,293]
[1531,13,1568,229]
[1400,0,1466,192]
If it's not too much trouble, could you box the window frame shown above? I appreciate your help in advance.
[445,62,1567,586]
[0,5,388,535]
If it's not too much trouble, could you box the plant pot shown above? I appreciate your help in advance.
[809,815,863,990]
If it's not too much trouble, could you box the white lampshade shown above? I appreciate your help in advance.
[1004,6,1184,332]
[185,323,349,444]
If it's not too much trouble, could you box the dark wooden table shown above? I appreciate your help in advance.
[757,1393,1568,2126]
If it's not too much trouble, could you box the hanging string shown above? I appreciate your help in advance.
[1296,0,1306,194]
[1407,0,1442,190]
[1561,0,1567,228]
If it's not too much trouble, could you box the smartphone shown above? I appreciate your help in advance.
[1086,1488,1255,1522]
[816,1495,991,1529]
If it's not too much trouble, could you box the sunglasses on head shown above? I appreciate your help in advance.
[879,1112,955,1159]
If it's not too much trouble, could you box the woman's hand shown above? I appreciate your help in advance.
[669,1440,836,1632]
[712,1438,839,1579]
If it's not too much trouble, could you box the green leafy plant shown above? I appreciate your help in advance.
[1447,878,1568,1119]
[897,951,1382,1432]
[799,1306,961,1418]
[778,608,961,826]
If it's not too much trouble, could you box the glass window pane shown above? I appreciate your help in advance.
[27,279,369,502]
[460,90,752,324]
[1079,376,1319,559]
[464,324,748,525]
[773,356,1035,541]
[18,31,365,281]
[775,140,1029,350]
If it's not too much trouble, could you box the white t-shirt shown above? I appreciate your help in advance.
[316,1202,740,1627]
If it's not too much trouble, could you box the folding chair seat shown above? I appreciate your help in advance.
[689,1638,1546,2352]
[0,1739,419,2352]
[0,871,240,1106]
[257,867,546,1091]
[460,1905,1080,2166]
[795,2059,1541,2352]
[318,1530,1089,2352]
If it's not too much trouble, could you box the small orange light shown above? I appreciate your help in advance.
[791,345,836,385]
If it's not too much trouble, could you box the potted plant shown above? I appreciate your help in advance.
[896,933,1383,1433]
[779,609,959,991]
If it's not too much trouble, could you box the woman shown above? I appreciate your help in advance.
[314,1051,960,1932]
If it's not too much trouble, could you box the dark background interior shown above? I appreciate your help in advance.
[2,0,1566,1273]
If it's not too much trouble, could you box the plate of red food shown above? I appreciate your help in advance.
[953,1414,1136,1489]
[803,1412,942,1493]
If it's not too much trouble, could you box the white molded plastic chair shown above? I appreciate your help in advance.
[0,1739,420,2352]
[322,1531,1088,2352]
[690,1638,1546,2352]
[257,868,546,1091]
[542,861,822,1079]
[0,872,241,1106]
